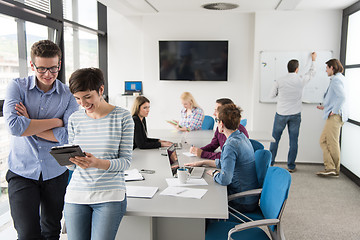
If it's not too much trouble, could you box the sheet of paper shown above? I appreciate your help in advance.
[160,187,208,199]
[126,186,158,199]
[165,178,208,187]
[182,152,196,157]
[125,169,144,181]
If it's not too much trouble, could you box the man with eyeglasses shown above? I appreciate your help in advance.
[188,98,249,160]
[3,40,79,240]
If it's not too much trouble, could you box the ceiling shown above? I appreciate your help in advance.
[99,0,359,15]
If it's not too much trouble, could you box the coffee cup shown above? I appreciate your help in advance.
[177,167,190,184]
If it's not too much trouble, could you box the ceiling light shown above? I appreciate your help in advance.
[202,3,239,10]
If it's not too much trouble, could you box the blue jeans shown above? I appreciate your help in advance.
[270,113,301,170]
[64,199,127,240]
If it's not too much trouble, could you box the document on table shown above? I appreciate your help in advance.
[160,187,208,199]
[124,169,144,181]
[126,186,158,199]
[182,152,196,157]
[165,178,208,187]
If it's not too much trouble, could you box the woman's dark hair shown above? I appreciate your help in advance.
[69,68,104,94]
[218,104,242,130]
[326,59,344,74]
[216,98,234,106]
[287,59,299,73]
[131,96,150,116]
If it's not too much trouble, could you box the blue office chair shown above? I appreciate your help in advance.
[254,149,272,187]
[249,139,264,152]
[227,149,272,223]
[206,167,292,240]
[68,170,74,184]
[240,118,247,127]
[202,115,215,130]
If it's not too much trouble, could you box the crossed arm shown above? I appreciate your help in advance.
[15,102,63,142]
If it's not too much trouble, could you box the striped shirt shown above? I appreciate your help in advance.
[65,106,134,204]
[179,107,204,131]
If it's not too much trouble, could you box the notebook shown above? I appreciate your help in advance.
[166,144,204,179]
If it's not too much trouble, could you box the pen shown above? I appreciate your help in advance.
[176,189,187,195]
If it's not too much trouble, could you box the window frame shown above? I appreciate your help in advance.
[341,1,360,126]
[0,0,107,95]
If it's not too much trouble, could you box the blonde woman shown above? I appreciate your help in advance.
[170,92,204,132]
[132,96,172,149]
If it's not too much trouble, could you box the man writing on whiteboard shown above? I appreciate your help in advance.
[269,52,317,172]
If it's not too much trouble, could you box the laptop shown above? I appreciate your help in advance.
[124,81,142,95]
[166,144,204,179]
[159,142,182,151]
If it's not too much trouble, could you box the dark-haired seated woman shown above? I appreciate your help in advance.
[131,96,172,149]
[186,104,258,212]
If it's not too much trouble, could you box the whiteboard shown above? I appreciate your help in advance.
[260,51,333,103]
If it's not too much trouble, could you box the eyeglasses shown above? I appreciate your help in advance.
[215,118,219,123]
[33,63,60,73]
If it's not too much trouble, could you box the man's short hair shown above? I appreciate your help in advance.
[30,40,62,62]
[69,68,104,94]
[326,59,344,74]
[216,98,234,106]
[218,104,243,130]
[287,59,299,73]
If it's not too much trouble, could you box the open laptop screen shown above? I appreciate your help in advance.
[124,81,142,95]
[167,144,179,176]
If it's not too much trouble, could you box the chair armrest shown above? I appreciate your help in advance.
[228,188,262,202]
[228,219,280,238]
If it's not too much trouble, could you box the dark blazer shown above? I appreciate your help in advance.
[133,115,161,150]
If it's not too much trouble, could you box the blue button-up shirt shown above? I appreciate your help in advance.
[322,73,348,122]
[3,75,79,180]
[214,130,259,207]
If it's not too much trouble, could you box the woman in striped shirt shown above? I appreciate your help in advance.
[64,68,134,240]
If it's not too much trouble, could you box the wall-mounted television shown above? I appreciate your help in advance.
[159,41,228,81]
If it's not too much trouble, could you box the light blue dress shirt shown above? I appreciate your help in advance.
[214,130,259,207]
[3,75,79,180]
[322,73,348,122]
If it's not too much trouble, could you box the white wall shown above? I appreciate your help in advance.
[108,11,255,130]
[252,11,342,163]
[107,8,343,163]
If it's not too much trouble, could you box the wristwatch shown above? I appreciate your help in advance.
[212,169,219,177]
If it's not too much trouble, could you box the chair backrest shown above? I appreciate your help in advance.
[202,115,215,130]
[249,139,264,152]
[254,149,272,187]
[68,170,74,185]
[240,118,247,127]
[260,167,291,231]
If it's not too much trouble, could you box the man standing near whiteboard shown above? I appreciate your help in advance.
[269,52,317,172]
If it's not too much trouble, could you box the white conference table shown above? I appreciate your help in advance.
[116,129,228,240]
[148,129,274,144]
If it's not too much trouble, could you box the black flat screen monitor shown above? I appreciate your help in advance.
[159,41,228,81]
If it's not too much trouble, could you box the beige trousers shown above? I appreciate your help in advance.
[319,114,344,173]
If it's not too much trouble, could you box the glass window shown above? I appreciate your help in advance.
[25,21,53,76]
[64,25,98,83]
[0,14,19,98]
[345,68,360,122]
[63,0,98,29]
[345,10,360,65]
[0,14,17,208]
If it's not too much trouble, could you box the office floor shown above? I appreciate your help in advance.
[277,162,360,240]
[1,163,360,239]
